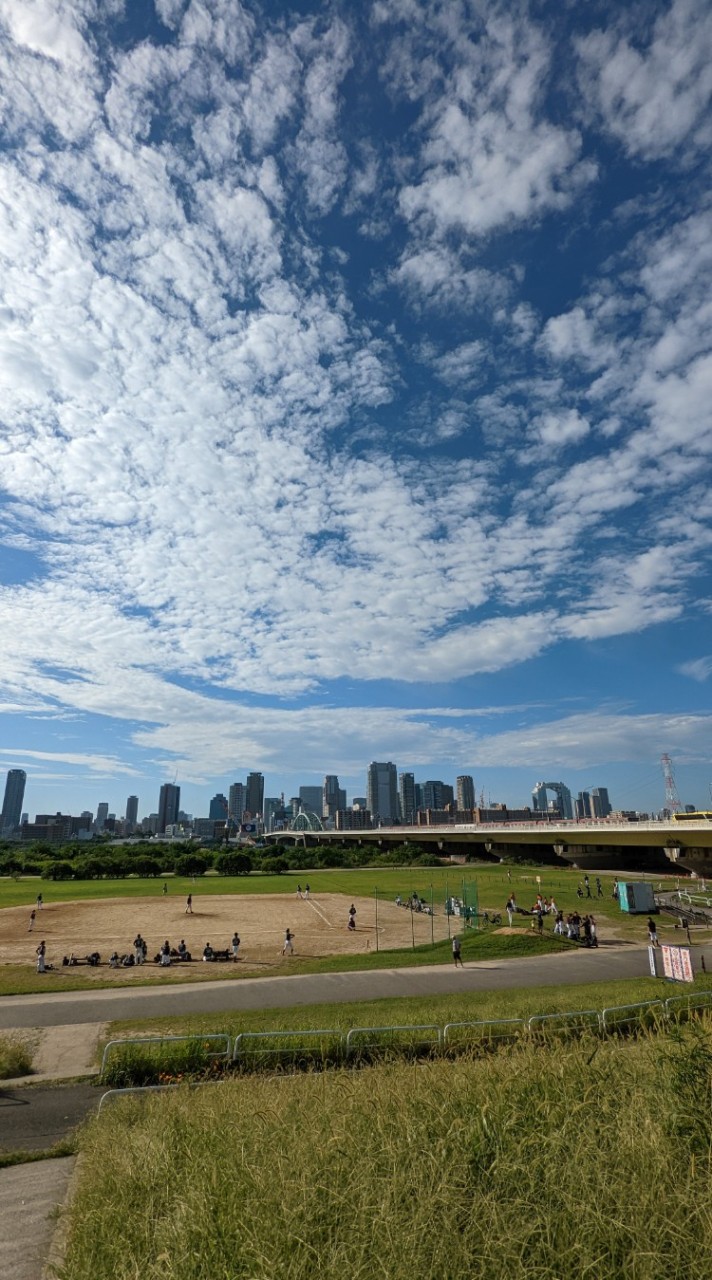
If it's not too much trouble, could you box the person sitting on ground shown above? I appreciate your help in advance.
[347,914,356,930]
[203,942,214,961]
[160,939,171,967]
[178,939,188,958]
[109,951,120,968]
[395,895,402,906]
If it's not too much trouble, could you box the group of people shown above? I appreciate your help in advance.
[553,911,599,946]
[576,875,605,899]
[295,884,311,899]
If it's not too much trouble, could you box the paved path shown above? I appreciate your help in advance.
[0,1157,77,1280]
[0,942,670,1030]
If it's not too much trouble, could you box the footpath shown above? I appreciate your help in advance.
[0,942,707,1280]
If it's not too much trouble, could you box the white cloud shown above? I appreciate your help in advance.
[577,0,712,162]
[678,656,712,682]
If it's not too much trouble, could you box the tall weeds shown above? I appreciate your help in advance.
[66,1025,712,1280]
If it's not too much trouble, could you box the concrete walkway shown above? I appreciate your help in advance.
[0,1157,77,1280]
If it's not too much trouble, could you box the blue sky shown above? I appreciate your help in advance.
[1,0,711,822]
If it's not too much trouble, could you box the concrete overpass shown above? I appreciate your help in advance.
[267,819,712,876]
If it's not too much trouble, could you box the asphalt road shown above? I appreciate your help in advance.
[0,942,668,1030]
[0,1083,98,1153]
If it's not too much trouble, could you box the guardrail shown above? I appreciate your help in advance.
[100,991,712,1094]
[345,1023,442,1059]
[233,1028,344,1066]
[101,1032,231,1075]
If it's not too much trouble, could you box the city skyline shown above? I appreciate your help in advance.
[0,1,711,820]
[6,758,707,830]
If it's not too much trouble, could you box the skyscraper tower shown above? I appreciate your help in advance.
[456,775,475,811]
[399,772,416,824]
[125,795,139,827]
[228,782,246,822]
[1,769,26,832]
[245,772,264,819]
[367,761,398,824]
[158,783,181,833]
[323,775,346,819]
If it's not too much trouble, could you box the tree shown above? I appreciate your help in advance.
[214,850,252,876]
[174,852,210,877]
[260,856,288,875]
[42,860,74,880]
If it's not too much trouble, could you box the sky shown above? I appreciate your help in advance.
[1,0,711,823]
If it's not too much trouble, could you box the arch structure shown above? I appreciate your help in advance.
[291,810,324,833]
[532,781,573,820]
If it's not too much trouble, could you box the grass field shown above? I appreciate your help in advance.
[66,1021,712,1279]
[0,864,704,996]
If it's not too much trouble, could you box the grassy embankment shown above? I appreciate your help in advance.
[67,1020,712,1280]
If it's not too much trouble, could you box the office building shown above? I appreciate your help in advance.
[323,775,346,820]
[263,797,285,831]
[209,793,228,820]
[228,782,246,823]
[1,769,26,832]
[96,802,109,831]
[456,775,475,811]
[399,772,416,825]
[245,772,264,818]
[125,795,139,827]
[591,787,612,818]
[420,780,454,812]
[298,786,323,815]
[367,761,398,824]
[158,783,181,834]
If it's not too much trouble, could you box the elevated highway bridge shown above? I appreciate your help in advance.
[267,819,712,876]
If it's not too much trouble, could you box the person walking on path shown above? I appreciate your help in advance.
[452,936,463,967]
[185,894,193,914]
[647,917,659,946]
[28,908,36,932]
[36,940,46,973]
[282,928,294,956]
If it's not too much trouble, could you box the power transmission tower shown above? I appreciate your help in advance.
[660,753,682,813]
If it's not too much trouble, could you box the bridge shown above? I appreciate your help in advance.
[267,819,712,876]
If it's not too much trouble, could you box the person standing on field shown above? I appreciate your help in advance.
[28,909,36,932]
[282,928,294,956]
[452,936,463,967]
[185,893,193,914]
[36,940,46,972]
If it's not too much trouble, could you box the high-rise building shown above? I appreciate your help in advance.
[456,775,475,811]
[263,797,284,831]
[298,786,323,815]
[158,783,180,834]
[399,772,416,824]
[367,761,398,824]
[575,791,591,820]
[209,793,228,820]
[323,775,346,820]
[125,795,139,827]
[591,787,612,818]
[1,769,26,832]
[96,802,109,831]
[245,772,264,819]
[228,782,246,822]
[420,780,453,811]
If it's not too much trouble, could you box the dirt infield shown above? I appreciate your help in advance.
[1,891,453,979]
